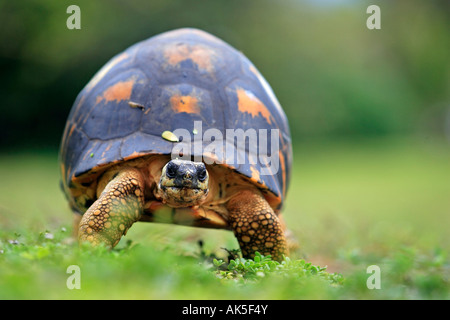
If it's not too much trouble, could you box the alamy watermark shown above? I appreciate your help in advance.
[68,5,381,31]
[366,265,381,289]
[170,121,280,176]
[66,5,81,30]
[367,5,381,30]
[66,265,81,289]
[65,264,381,290]
[64,3,383,292]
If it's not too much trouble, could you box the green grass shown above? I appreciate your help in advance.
[0,137,449,299]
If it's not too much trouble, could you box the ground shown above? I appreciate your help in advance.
[0,136,449,299]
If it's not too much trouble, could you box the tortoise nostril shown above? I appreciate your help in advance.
[197,166,207,182]
[166,161,178,179]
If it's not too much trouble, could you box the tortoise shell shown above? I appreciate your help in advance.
[60,28,292,214]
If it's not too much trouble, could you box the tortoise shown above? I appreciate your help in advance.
[59,28,293,261]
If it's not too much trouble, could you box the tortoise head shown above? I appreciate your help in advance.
[158,159,209,207]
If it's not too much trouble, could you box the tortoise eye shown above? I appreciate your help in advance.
[197,166,207,182]
[166,162,178,179]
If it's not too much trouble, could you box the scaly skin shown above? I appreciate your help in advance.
[227,189,288,261]
[77,166,289,262]
[78,168,145,247]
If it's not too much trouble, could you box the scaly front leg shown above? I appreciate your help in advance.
[78,167,145,248]
[227,189,289,261]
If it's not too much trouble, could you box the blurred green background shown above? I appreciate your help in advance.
[0,0,449,299]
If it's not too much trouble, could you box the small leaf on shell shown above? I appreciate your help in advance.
[128,101,145,110]
[162,131,179,142]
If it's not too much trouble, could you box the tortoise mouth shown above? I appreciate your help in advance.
[159,184,209,207]
[161,185,207,194]
[164,186,203,190]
